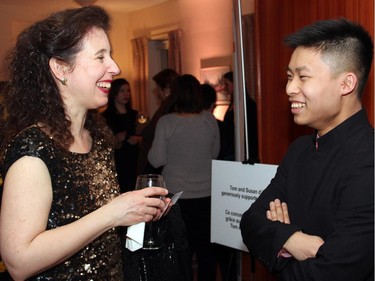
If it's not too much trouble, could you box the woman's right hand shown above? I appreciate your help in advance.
[127,135,141,145]
[106,187,168,227]
[114,131,126,148]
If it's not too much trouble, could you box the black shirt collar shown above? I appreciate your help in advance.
[313,108,371,151]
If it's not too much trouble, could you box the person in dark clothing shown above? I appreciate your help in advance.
[201,83,238,281]
[201,83,217,112]
[240,18,374,281]
[220,71,258,162]
[102,78,140,192]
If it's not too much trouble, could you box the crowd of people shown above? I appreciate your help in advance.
[0,4,373,281]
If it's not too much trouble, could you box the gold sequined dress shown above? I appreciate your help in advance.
[2,126,124,280]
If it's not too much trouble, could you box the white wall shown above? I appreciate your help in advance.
[125,0,255,86]
[0,3,78,81]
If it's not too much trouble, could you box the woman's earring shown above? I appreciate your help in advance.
[60,77,67,85]
[164,88,170,98]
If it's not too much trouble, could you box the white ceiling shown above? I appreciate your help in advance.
[0,0,170,13]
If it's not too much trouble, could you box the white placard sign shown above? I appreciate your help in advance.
[211,160,278,252]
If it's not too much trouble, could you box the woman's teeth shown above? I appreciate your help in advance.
[96,82,111,89]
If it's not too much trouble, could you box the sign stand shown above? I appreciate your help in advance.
[211,160,278,281]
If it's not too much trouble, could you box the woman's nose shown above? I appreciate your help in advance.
[109,57,120,76]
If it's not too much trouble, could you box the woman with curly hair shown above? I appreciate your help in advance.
[0,6,168,280]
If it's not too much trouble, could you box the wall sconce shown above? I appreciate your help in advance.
[74,0,98,6]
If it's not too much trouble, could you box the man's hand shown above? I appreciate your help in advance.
[266,198,290,223]
[283,231,324,260]
[266,198,324,260]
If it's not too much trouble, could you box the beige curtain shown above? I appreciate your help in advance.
[131,36,149,114]
[168,29,183,74]
[131,30,183,114]
[242,14,256,101]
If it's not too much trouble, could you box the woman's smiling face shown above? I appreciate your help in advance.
[63,27,120,110]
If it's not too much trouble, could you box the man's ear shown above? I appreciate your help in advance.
[341,72,357,96]
[49,58,68,84]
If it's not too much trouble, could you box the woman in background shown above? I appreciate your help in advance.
[0,6,167,280]
[137,68,178,175]
[148,74,220,281]
[123,76,190,281]
[102,78,140,192]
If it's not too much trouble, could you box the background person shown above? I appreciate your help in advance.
[201,83,217,113]
[148,74,221,281]
[102,78,140,192]
[240,18,374,281]
[201,82,238,281]
[137,68,179,175]
[0,6,168,280]
[220,71,258,162]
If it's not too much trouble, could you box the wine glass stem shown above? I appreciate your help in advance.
[146,222,155,244]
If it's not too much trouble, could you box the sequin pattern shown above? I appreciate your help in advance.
[2,127,124,280]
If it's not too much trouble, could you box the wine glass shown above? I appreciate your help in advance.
[135,174,166,250]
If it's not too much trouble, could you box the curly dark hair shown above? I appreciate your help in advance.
[0,5,114,155]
